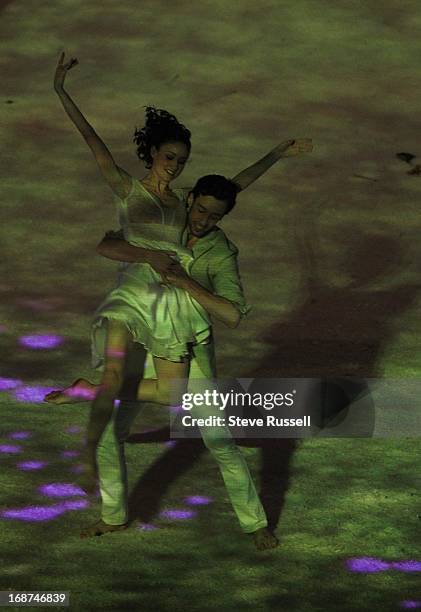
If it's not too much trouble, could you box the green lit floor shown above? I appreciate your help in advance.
[1,2,421,610]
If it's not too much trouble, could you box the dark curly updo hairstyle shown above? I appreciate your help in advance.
[191,175,239,214]
[133,106,191,168]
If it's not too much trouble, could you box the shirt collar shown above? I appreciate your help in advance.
[184,227,221,254]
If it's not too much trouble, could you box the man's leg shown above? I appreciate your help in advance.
[188,358,278,549]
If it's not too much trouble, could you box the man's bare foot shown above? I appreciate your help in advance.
[80,519,128,538]
[251,527,279,550]
[44,378,96,404]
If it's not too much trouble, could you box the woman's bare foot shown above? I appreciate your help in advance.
[80,519,128,538]
[44,378,97,404]
[251,527,279,550]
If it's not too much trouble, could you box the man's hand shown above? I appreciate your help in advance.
[164,263,241,327]
[145,250,180,282]
[280,138,313,157]
[54,51,78,91]
[163,262,191,289]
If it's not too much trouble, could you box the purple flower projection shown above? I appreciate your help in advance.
[1,499,89,522]
[17,299,56,312]
[2,505,64,522]
[60,499,89,511]
[14,385,55,403]
[164,441,177,449]
[17,460,48,471]
[65,425,82,434]
[184,495,213,506]
[160,509,197,520]
[169,405,184,415]
[8,431,32,440]
[0,445,22,454]
[346,557,390,573]
[19,334,63,350]
[38,483,86,498]
[61,450,80,459]
[347,557,421,573]
[137,523,159,531]
[69,464,84,474]
[0,377,22,391]
[394,561,421,572]
[400,602,421,610]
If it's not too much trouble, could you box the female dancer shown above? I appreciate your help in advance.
[52,53,213,492]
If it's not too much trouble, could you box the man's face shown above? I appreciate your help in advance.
[187,194,228,237]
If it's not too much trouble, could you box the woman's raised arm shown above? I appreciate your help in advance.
[54,52,131,199]
[232,138,313,192]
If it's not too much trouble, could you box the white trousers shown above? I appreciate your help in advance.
[97,356,268,533]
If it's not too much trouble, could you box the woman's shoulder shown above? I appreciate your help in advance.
[172,187,191,204]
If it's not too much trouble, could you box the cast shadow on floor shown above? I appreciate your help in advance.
[126,228,420,532]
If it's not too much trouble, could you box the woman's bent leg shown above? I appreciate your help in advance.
[88,321,134,526]
[97,400,143,525]
[97,348,189,526]
[135,355,190,405]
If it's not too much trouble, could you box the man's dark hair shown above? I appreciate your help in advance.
[191,174,239,214]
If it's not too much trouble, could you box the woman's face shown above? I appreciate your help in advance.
[150,141,189,182]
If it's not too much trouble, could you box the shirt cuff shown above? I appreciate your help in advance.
[233,302,252,318]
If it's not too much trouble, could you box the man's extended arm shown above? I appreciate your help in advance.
[232,138,313,192]
[96,231,178,279]
[164,244,249,329]
[98,233,244,328]
[165,267,241,329]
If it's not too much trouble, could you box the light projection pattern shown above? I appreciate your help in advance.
[347,557,421,573]
[0,445,22,454]
[137,523,159,531]
[159,509,197,520]
[1,500,89,522]
[0,377,22,390]
[164,441,177,449]
[61,450,80,459]
[19,334,63,350]
[38,483,87,498]
[17,461,48,471]
[184,495,213,506]
[8,431,32,440]
[64,426,82,434]
[14,386,55,403]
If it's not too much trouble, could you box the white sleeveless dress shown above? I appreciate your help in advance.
[91,179,211,368]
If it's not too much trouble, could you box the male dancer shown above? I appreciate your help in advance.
[46,141,312,549]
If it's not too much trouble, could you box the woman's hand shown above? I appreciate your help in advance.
[279,138,313,157]
[232,138,314,192]
[54,51,79,91]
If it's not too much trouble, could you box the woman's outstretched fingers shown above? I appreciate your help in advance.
[57,52,78,71]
